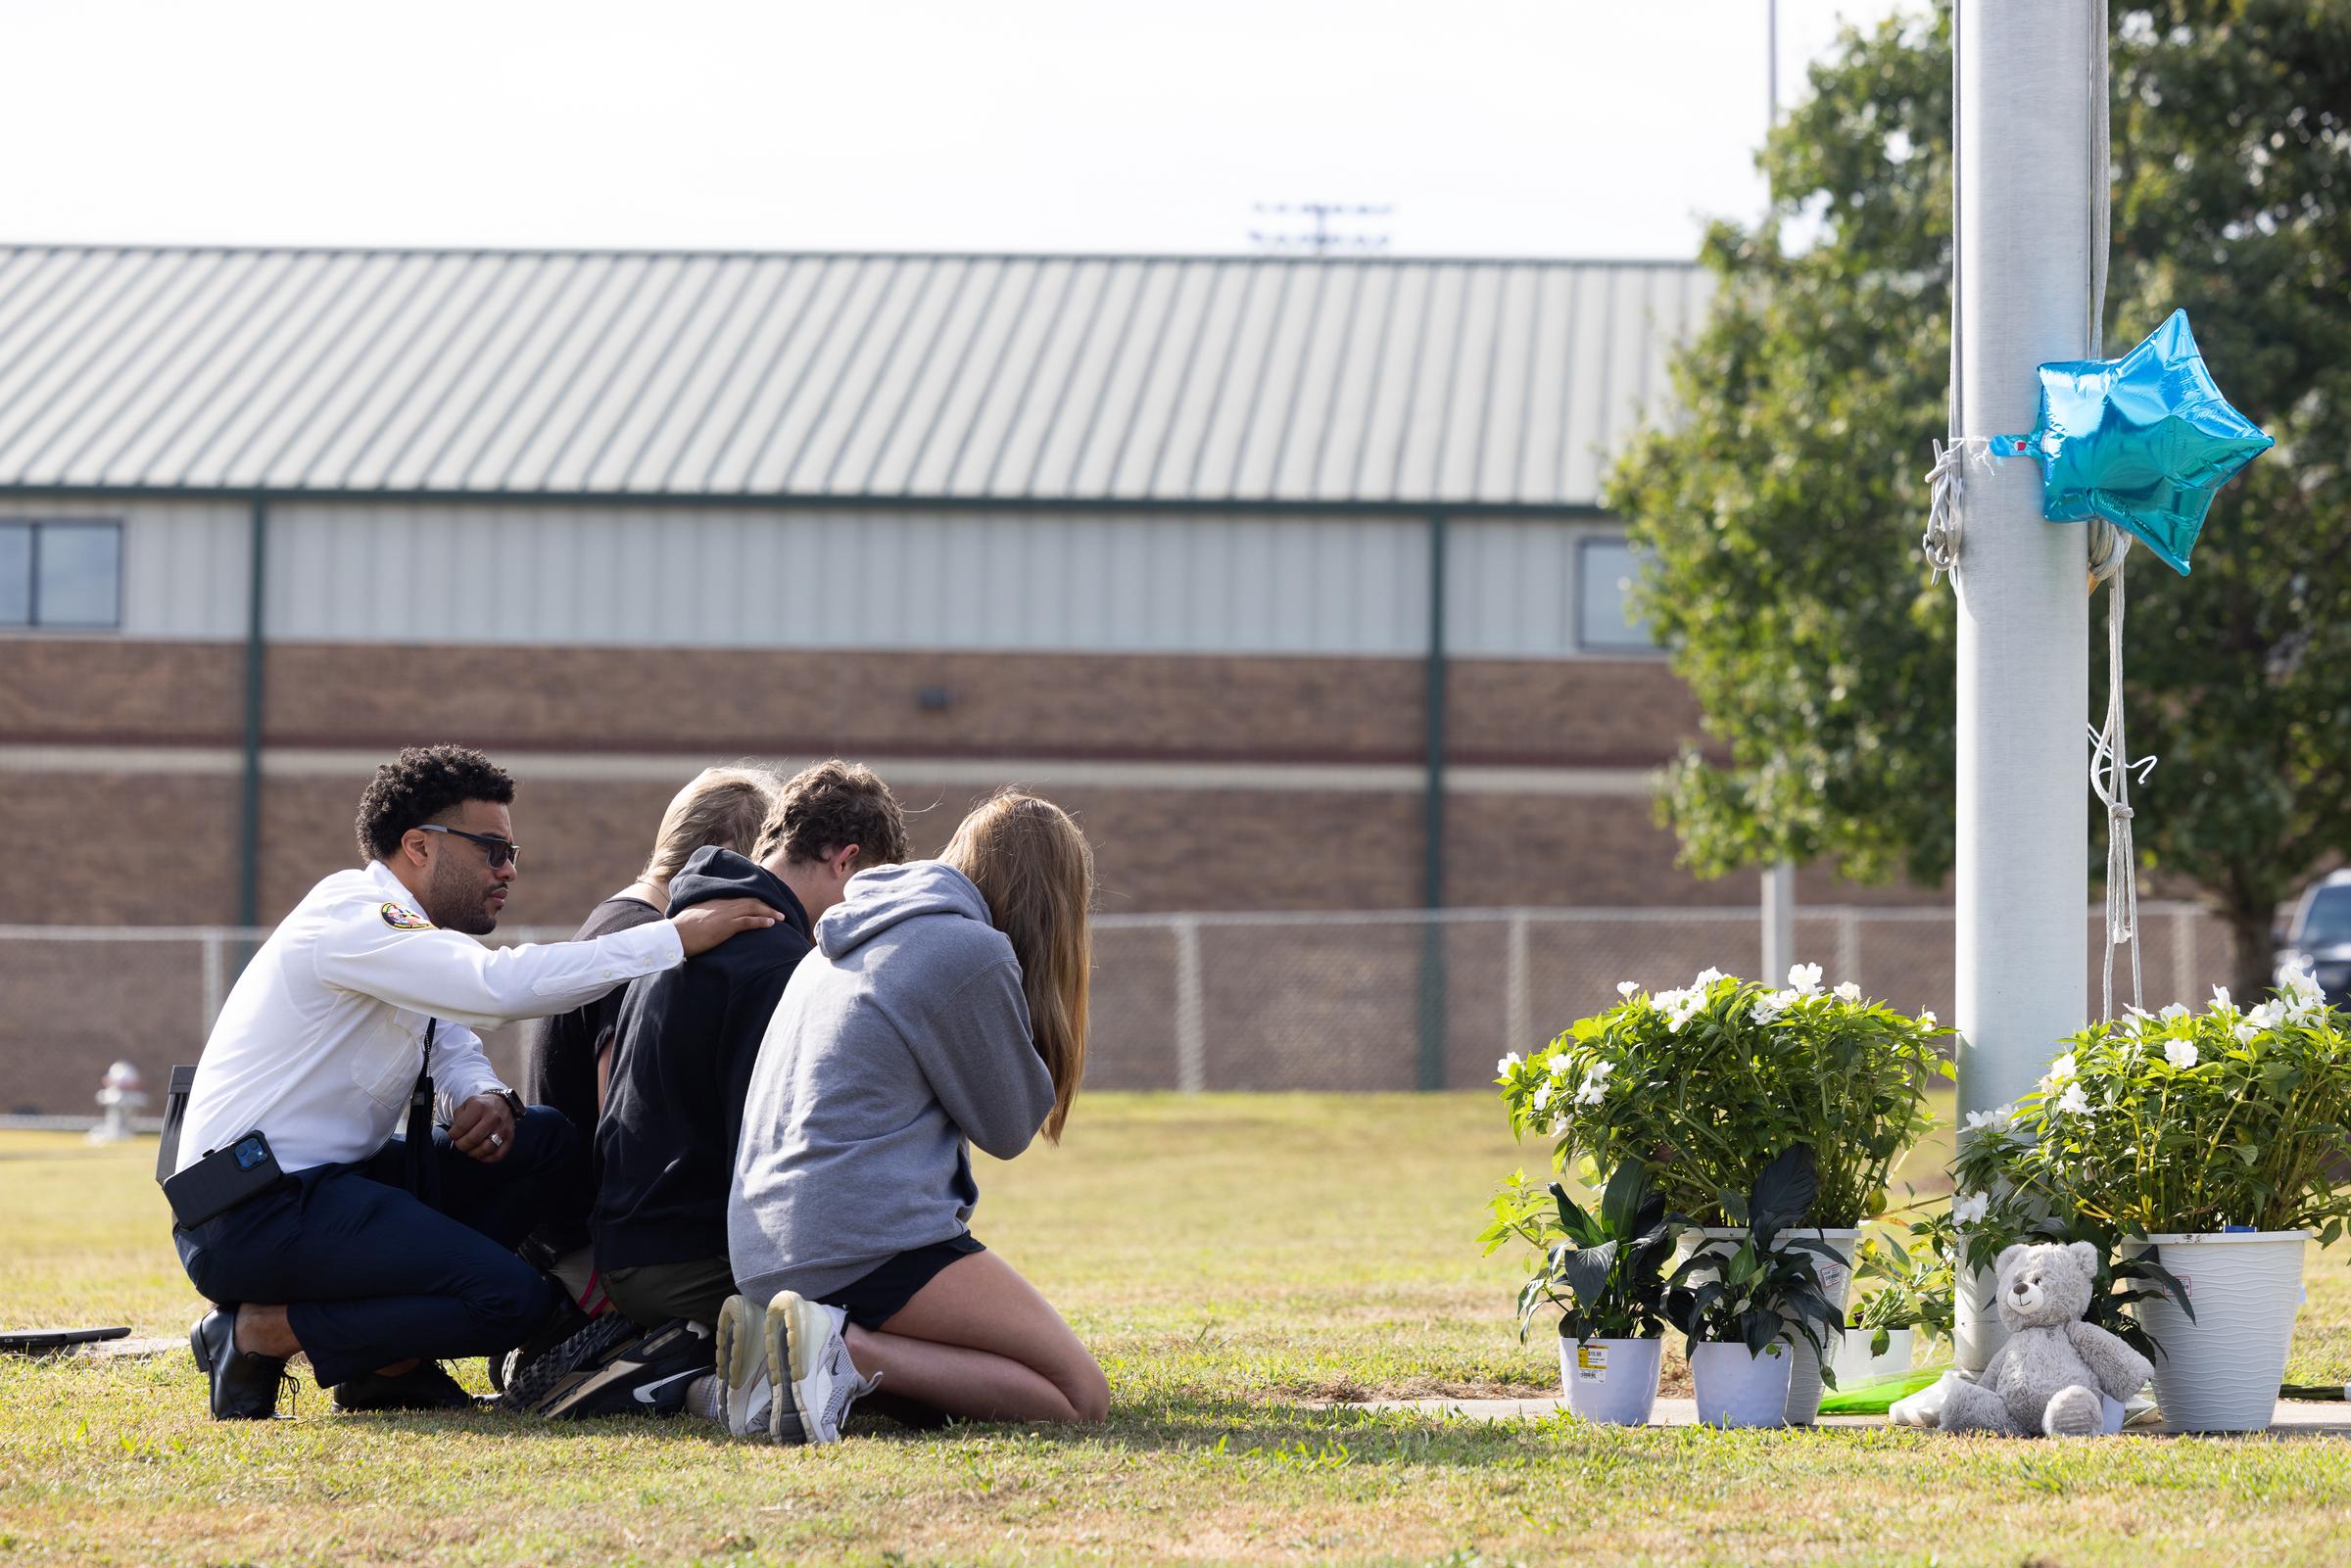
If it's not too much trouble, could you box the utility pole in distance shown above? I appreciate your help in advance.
[1759,0,1799,989]
[1249,203,1393,254]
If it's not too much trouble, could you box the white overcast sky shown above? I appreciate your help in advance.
[3,0,1907,259]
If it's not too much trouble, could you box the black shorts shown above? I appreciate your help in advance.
[825,1234,985,1331]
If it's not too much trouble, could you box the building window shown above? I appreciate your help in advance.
[1576,535,1654,653]
[0,520,122,630]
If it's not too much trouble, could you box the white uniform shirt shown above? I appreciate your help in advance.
[175,860,685,1175]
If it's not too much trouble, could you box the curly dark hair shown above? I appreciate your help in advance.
[754,760,909,869]
[355,744,516,862]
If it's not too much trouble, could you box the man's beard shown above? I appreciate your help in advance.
[422,867,500,935]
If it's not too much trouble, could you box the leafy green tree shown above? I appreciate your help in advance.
[1608,2,2351,999]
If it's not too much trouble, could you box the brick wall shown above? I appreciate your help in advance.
[3,640,1702,767]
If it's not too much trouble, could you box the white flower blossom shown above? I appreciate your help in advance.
[2037,1052,2078,1096]
[2211,984,2234,1012]
[1654,986,1705,1033]
[1695,967,1727,989]
[2159,1003,2190,1023]
[2164,1038,2199,1070]
[1751,996,1786,1025]
[1953,1191,1991,1226]
[2281,969,2327,1022]
[1496,1052,1522,1077]
[1788,963,1824,996]
[1919,1010,1938,1026]
[1964,1105,2017,1134]
[2248,999,2286,1031]
[1616,980,1640,999]
[1833,981,1862,1003]
[1549,1053,1576,1080]
[1531,1081,1554,1112]
[2055,1082,2092,1117]
[2231,1022,2258,1046]
[1573,1063,1614,1106]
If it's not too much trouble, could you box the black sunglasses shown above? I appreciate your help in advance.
[416,824,521,870]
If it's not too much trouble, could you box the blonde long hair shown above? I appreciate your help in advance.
[941,791,1093,1142]
[643,766,778,884]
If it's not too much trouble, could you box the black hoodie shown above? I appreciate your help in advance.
[592,845,812,1272]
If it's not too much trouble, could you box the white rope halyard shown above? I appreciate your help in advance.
[2087,520,2151,1019]
[1921,437,1993,585]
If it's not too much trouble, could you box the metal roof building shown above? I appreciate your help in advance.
[1,244,1721,960]
[0,246,1704,507]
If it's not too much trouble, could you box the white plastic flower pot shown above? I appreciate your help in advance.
[1830,1326,1913,1389]
[1558,1335,1665,1426]
[2130,1230,2309,1433]
[1689,1341,1795,1429]
[1679,1226,1861,1425]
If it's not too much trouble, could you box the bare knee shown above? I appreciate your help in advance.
[1052,1353,1110,1424]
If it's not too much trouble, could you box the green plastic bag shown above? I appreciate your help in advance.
[1815,1365,1946,1416]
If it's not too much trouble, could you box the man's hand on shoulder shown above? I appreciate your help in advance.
[672,897,782,957]
[450,1093,515,1163]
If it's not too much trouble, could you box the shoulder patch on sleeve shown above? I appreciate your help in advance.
[379,902,434,931]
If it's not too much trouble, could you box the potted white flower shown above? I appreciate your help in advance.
[1961,973,2349,1432]
[1663,1147,1846,1428]
[1498,963,1949,1423]
[1480,1159,1676,1425]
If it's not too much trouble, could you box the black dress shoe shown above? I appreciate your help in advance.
[332,1360,475,1412]
[189,1308,286,1420]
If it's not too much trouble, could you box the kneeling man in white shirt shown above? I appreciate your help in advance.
[173,744,777,1419]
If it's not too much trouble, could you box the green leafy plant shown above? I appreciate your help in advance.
[1663,1146,1845,1378]
[1848,1218,1954,1357]
[1950,1115,2202,1368]
[1480,1159,1676,1342]
[1960,975,2351,1241]
[1498,967,1950,1226]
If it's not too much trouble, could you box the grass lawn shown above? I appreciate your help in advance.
[4,1093,2350,1566]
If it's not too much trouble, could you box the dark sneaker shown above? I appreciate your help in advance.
[332,1360,474,1412]
[519,1316,715,1420]
[497,1310,640,1415]
[189,1308,287,1421]
[489,1283,590,1395]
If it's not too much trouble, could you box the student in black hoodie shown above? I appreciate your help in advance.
[591,760,910,1335]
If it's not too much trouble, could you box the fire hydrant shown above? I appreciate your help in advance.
[90,1061,146,1145]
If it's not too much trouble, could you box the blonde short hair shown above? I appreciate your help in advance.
[643,767,779,883]
[941,791,1093,1142]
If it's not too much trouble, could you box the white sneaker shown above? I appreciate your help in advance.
[762,1290,879,1445]
[714,1295,773,1438]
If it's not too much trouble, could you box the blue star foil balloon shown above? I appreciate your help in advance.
[1990,309,2275,575]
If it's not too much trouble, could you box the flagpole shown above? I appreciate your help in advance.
[1950,0,2099,1364]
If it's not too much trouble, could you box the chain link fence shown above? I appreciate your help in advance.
[0,904,2237,1120]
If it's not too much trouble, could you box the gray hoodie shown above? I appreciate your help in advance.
[727,860,1056,1303]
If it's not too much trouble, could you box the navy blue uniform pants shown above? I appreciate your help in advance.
[174,1107,576,1388]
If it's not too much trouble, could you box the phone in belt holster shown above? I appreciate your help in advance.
[156,1064,285,1228]
[161,1127,285,1229]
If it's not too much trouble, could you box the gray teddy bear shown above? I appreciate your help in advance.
[1942,1241,2153,1437]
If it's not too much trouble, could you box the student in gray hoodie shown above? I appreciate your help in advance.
[717,791,1106,1444]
